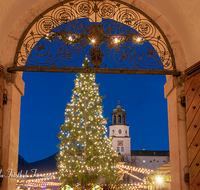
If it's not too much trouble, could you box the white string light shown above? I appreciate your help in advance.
[118,167,143,181]
[117,164,154,174]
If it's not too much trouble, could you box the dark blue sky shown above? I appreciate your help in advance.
[19,72,169,163]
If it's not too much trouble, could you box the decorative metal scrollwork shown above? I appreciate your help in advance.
[10,0,178,75]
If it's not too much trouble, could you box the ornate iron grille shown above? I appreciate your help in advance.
[7,0,180,75]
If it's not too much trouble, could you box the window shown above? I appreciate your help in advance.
[150,161,152,162]
[125,130,127,134]
[112,130,114,134]
[118,115,121,123]
[118,129,122,134]
[117,147,120,152]
[121,147,124,152]
[113,116,116,124]
[143,160,146,163]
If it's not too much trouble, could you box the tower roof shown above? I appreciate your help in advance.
[112,102,126,113]
[111,101,127,125]
[116,105,122,109]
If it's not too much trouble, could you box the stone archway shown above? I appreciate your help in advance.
[0,0,188,190]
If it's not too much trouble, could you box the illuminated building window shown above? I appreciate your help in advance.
[143,160,145,163]
[121,147,124,152]
[117,147,120,152]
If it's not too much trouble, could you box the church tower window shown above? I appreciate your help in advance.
[112,130,114,134]
[113,115,116,124]
[118,115,121,123]
[123,116,125,124]
[119,129,122,134]
[125,130,127,135]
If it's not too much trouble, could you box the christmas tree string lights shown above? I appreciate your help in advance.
[57,58,121,189]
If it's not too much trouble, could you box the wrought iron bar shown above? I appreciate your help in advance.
[7,66,181,76]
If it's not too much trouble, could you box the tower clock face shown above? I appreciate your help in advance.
[118,129,122,134]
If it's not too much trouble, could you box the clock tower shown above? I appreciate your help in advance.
[109,102,131,155]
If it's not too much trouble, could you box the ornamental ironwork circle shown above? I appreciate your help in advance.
[10,0,178,75]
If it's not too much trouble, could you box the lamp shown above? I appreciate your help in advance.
[156,176,163,184]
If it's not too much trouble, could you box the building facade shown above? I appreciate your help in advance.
[131,150,170,171]
[109,104,131,155]
[109,104,169,171]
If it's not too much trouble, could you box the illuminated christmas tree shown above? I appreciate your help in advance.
[57,58,121,190]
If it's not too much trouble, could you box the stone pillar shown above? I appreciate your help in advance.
[1,72,24,190]
[164,75,189,190]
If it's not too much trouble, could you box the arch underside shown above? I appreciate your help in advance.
[7,0,180,75]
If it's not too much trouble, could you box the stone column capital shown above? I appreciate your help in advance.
[4,72,24,96]
[164,73,185,98]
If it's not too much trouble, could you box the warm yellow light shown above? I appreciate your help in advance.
[91,39,95,43]
[136,37,142,42]
[114,38,119,43]
[68,36,73,41]
[156,176,163,183]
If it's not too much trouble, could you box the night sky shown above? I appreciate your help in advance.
[19,72,169,163]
